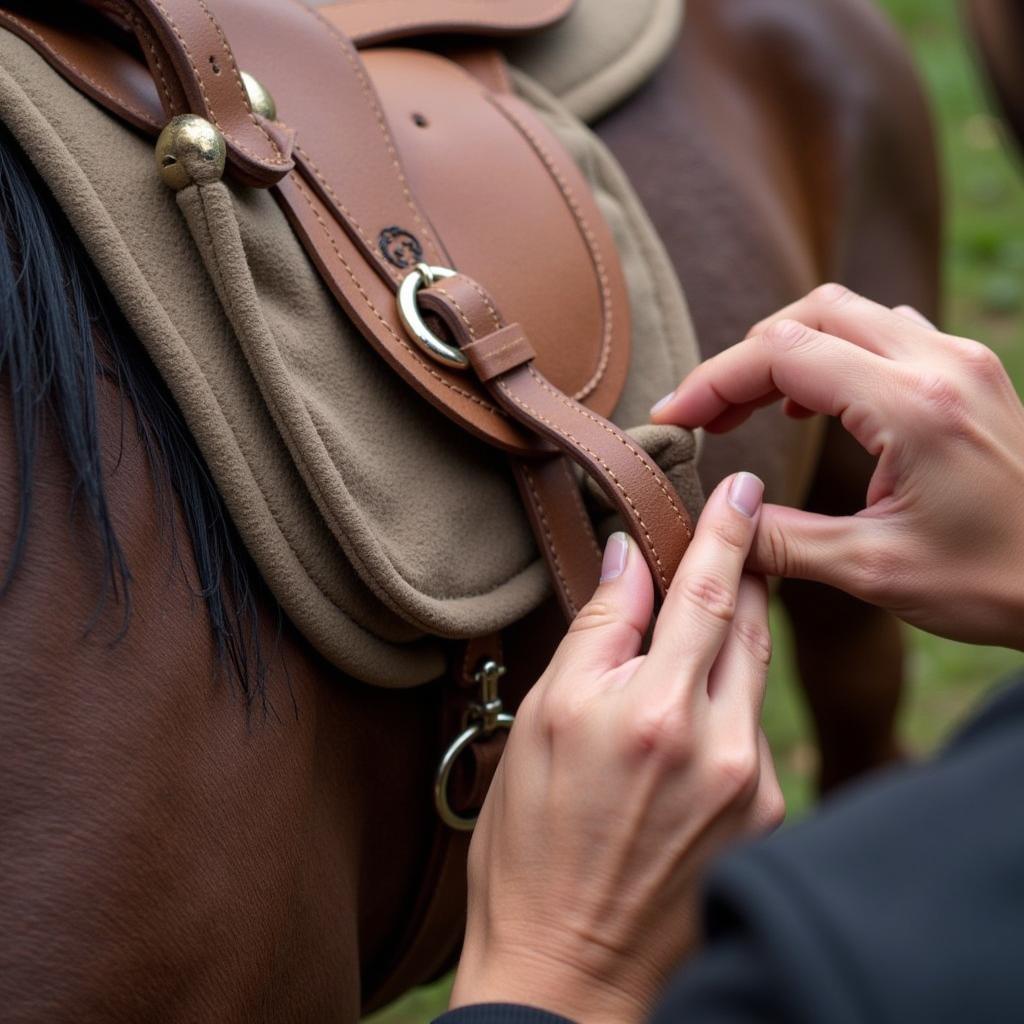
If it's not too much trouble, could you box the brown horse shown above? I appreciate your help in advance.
[0,0,939,1020]
[598,0,940,794]
[964,0,1024,151]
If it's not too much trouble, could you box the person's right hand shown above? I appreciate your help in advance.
[653,284,1024,651]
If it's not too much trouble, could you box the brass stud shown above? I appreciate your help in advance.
[241,71,277,121]
[155,114,226,191]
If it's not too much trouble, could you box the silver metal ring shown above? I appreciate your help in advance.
[397,263,467,369]
[434,714,514,831]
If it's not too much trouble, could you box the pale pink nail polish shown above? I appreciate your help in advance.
[728,472,764,518]
[600,532,629,581]
[650,392,675,415]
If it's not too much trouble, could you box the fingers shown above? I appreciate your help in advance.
[641,473,764,694]
[744,282,934,358]
[650,287,945,438]
[747,503,887,602]
[549,532,654,680]
[749,732,786,834]
[654,319,895,449]
[707,573,771,729]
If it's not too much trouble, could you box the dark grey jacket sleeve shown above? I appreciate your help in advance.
[436,678,1024,1024]
[435,1006,574,1024]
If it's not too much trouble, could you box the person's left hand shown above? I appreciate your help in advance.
[449,473,784,1024]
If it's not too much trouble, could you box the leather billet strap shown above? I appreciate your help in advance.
[221,1,453,288]
[512,456,601,619]
[0,0,690,607]
[421,275,693,599]
[91,0,294,186]
[0,1,630,446]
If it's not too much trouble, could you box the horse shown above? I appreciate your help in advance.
[0,0,939,1019]
[965,0,1024,152]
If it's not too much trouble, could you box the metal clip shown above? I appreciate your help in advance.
[434,657,514,831]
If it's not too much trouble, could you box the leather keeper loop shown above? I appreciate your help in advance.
[420,272,692,599]
[462,324,536,382]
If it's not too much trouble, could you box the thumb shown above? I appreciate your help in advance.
[551,532,655,677]
[749,504,874,594]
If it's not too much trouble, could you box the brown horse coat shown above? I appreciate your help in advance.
[0,0,940,1019]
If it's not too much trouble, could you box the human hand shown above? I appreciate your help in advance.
[653,284,1024,651]
[449,474,783,1024]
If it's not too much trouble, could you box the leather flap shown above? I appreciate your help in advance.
[313,0,577,47]
[0,10,702,685]
[0,0,631,450]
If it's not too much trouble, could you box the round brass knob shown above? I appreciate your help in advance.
[155,114,226,191]
[241,71,277,121]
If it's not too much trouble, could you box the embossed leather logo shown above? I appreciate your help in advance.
[378,227,423,269]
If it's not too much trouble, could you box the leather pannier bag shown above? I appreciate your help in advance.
[0,0,703,826]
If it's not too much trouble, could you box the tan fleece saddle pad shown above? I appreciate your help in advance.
[0,0,702,686]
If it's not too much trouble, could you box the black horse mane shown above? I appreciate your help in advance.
[0,125,271,707]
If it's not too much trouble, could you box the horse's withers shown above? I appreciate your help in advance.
[0,0,703,681]
[0,0,705,1013]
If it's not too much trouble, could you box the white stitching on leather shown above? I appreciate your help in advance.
[498,376,671,589]
[147,0,287,166]
[431,285,486,337]
[520,463,578,617]
[1,13,155,126]
[527,365,689,533]
[125,9,178,113]
[488,95,614,404]
[474,336,529,363]
[294,141,401,284]
[427,281,688,582]
[291,175,503,417]
[461,277,502,333]
[292,0,443,259]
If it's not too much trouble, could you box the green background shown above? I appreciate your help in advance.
[368,2,1024,1018]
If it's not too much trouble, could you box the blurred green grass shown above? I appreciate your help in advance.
[368,3,1024,1019]
[859,1,1024,760]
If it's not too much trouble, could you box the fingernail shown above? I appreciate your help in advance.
[650,391,675,415]
[600,531,629,581]
[728,472,764,518]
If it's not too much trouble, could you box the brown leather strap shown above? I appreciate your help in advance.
[216,0,451,285]
[318,0,576,48]
[421,275,693,598]
[90,0,295,186]
[502,366,691,596]
[449,46,514,94]
[0,4,165,132]
[364,633,505,1010]
[0,0,641,611]
[464,324,537,382]
[512,456,601,620]
[0,4,632,448]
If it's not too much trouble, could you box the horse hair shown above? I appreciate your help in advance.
[0,125,271,708]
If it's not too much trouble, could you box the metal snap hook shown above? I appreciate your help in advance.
[434,659,513,831]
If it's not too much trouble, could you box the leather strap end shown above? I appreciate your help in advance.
[419,273,692,597]
[462,324,536,382]
[102,0,296,187]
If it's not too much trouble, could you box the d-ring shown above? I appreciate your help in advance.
[397,263,467,369]
[434,714,514,831]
